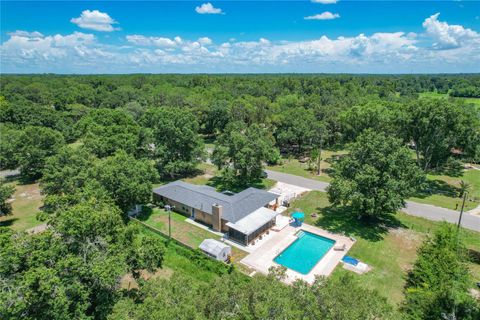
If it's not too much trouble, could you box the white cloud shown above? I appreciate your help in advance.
[195,3,223,15]
[422,13,479,49]
[126,35,177,47]
[0,31,107,70]
[7,30,44,38]
[305,12,340,20]
[311,0,338,4]
[198,37,213,45]
[71,10,118,32]
[2,13,480,73]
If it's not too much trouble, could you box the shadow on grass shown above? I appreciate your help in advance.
[314,205,406,242]
[413,179,459,199]
[0,217,19,227]
[207,176,270,193]
[159,168,206,184]
[136,206,154,222]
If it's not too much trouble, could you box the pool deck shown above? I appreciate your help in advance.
[240,223,355,284]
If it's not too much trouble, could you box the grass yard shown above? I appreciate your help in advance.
[267,149,347,182]
[410,169,480,211]
[287,190,480,306]
[0,179,43,231]
[138,207,248,263]
[419,91,480,110]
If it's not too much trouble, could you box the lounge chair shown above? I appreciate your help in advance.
[333,244,346,251]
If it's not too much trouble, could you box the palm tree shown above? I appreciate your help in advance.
[458,180,471,198]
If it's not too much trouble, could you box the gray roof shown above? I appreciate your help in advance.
[226,207,278,236]
[153,181,278,223]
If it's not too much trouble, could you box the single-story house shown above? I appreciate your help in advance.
[153,181,279,245]
[199,239,231,261]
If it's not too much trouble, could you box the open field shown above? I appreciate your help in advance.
[288,190,480,305]
[0,179,43,231]
[419,91,480,109]
[138,207,248,263]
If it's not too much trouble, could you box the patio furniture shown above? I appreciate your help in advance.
[333,244,346,251]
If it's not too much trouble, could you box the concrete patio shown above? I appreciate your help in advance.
[241,223,355,284]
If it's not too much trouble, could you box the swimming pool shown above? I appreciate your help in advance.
[274,230,336,275]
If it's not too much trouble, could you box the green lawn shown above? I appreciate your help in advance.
[267,149,347,182]
[419,91,480,110]
[138,207,248,263]
[0,180,43,231]
[288,191,480,305]
[410,169,480,211]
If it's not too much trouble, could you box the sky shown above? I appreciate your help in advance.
[1,1,480,74]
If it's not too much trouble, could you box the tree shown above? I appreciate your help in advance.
[403,224,479,319]
[213,122,279,187]
[401,98,478,171]
[339,102,399,142]
[76,109,140,158]
[16,126,65,180]
[202,100,231,135]
[109,271,396,320]
[275,107,325,154]
[92,150,159,214]
[40,147,94,196]
[328,130,424,219]
[0,179,15,216]
[140,107,204,178]
[0,199,165,320]
[0,125,21,170]
[458,180,471,198]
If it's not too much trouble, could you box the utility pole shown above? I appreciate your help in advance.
[165,204,172,239]
[317,138,323,176]
[457,192,467,231]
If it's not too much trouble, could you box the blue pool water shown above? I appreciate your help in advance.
[274,231,336,275]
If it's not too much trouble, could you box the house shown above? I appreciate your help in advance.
[152,181,279,245]
[199,239,231,261]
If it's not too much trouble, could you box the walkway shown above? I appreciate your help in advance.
[265,170,480,232]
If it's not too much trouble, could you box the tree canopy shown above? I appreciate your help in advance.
[213,121,279,187]
[402,224,479,319]
[328,130,424,219]
[141,107,204,178]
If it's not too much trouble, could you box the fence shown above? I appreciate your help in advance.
[130,216,235,275]
[129,216,194,250]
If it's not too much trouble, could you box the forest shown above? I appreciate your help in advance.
[1,74,480,319]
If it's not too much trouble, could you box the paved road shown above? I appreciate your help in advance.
[266,170,329,191]
[265,170,480,232]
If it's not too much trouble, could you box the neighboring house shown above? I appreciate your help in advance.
[199,239,231,261]
[153,181,279,245]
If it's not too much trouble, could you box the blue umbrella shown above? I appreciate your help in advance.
[291,211,305,221]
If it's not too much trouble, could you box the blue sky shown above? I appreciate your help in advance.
[1,1,480,73]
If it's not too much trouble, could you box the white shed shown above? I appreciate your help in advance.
[199,239,231,262]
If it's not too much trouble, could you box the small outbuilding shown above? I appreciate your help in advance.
[199,239,231,262]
